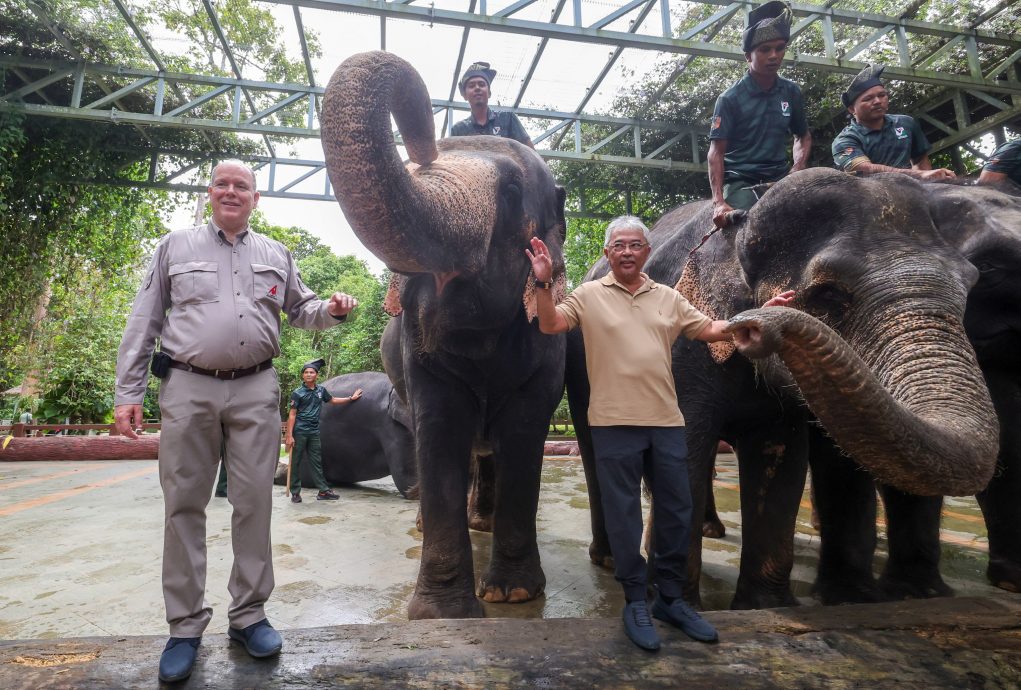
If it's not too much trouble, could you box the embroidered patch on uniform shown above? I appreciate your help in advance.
[845,147,854,155]
[712,116,721,130]
[894,126,907,139]
[268,285,278,297]
[780,101,790,116]
[493,126,501,134]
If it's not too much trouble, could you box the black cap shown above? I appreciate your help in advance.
[300,358,325,374]
[742,1,792,53]
[458,61,497,96]
[842,64,886,108]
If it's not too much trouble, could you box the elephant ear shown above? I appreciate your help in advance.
[384,273,405,316]
[676,256,734,364]
[523,269,566,323]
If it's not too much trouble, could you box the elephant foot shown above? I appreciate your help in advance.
[731,584,799,610]
[588,542,614,569]
[987,558,1021,593]
[877,572,953,601]
[467,510,493,533]
[408,586,484,620]
[812,575,886,605]
[702,518,726,539]
[477,557,546,603]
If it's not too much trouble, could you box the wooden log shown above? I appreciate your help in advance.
[0,435,159,461]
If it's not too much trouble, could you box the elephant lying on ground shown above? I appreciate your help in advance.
[567,168,999,609]
[288,371,417,498]
[322,52,567,619]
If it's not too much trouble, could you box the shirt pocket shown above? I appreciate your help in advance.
[252,263,287,306]
[168,261,219,305]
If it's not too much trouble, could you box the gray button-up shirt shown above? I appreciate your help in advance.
[115,222,342,405]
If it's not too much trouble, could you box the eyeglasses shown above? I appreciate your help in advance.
[607,241,648,253]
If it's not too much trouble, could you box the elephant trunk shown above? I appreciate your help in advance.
[321,51,496,274]
[729,307,998,496]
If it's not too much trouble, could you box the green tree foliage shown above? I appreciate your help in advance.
[0,0,321,409]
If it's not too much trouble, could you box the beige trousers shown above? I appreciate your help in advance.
[158,366,280,637]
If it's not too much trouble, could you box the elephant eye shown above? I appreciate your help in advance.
[803,283,851,320]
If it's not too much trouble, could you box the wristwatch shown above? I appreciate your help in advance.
[533,279,553,290]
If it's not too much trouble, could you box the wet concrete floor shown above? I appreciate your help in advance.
[0,452,1011,639]
[0,452,1017,687]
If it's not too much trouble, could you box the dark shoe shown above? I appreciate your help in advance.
[622,600,660,651]
[227,618,282,658]
[316,489,339,501]
[652,595,718,642]
[214,490,227,498]
[158,636,200,682]
[291,493,301,503]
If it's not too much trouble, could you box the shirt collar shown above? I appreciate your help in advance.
[599,272,655,294]
[851,114,894,135]
[740,71,779,96]
[209,219,250,245]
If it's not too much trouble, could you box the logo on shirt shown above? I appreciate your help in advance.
[492,125,501,134]
[894,126,908,139]
[845,147,855,155]
[268,285,278,297]
[712,116,722,130]
[780,101,791,116]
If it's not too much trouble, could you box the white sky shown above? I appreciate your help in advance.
[160,0,674,274]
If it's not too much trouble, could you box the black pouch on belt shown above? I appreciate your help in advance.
[151,351,171,379]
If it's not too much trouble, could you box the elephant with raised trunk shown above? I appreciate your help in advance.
[321,52,567,619]
[568,167,999,609]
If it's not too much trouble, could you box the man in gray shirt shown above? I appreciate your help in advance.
[114,160,357,682]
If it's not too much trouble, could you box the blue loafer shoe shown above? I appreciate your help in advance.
[228,618,283,658]
[622,600,660,651]
[158,636,200,682]
[652,595,719,642]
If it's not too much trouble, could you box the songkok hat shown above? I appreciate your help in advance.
[842,64,886,107]
[458,61,497,96]
[300,358,325,374]
[742,1,793,53]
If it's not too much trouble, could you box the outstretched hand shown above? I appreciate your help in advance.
[525,237,553,282]
[350,388,363,402]
[328,292,358,317]
[762,290,796,308]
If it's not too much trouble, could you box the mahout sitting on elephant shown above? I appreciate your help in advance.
[321,51,567,619]
[567,167,999,609]
[797,179,1021,602]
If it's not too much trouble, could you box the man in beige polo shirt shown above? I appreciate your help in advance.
[113,160,357,682]
[527,215,793,651]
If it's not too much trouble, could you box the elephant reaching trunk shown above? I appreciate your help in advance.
[322,51,567,620]
[730,306,997,496]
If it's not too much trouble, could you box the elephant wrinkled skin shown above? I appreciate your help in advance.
[322,52,567,619]
[567,168,999,609]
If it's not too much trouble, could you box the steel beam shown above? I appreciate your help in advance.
[262,0,1021,94]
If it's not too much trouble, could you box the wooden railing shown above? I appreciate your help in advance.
[1,423,291,438]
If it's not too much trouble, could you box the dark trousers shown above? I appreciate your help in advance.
[289,432,330,493]
[591,426,693,602]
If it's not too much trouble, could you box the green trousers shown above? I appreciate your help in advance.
[722,180,762,211]
[289,432,330,494]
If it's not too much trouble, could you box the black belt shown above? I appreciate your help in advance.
[169,359,273,380]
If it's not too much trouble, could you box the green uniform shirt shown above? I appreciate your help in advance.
[709,72,808,182]
[983,140,1021,185]
[832,114,929,171]
[450,109,531,145]
[290,383,332,435]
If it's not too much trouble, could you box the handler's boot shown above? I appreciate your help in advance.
[652,594,718,642]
